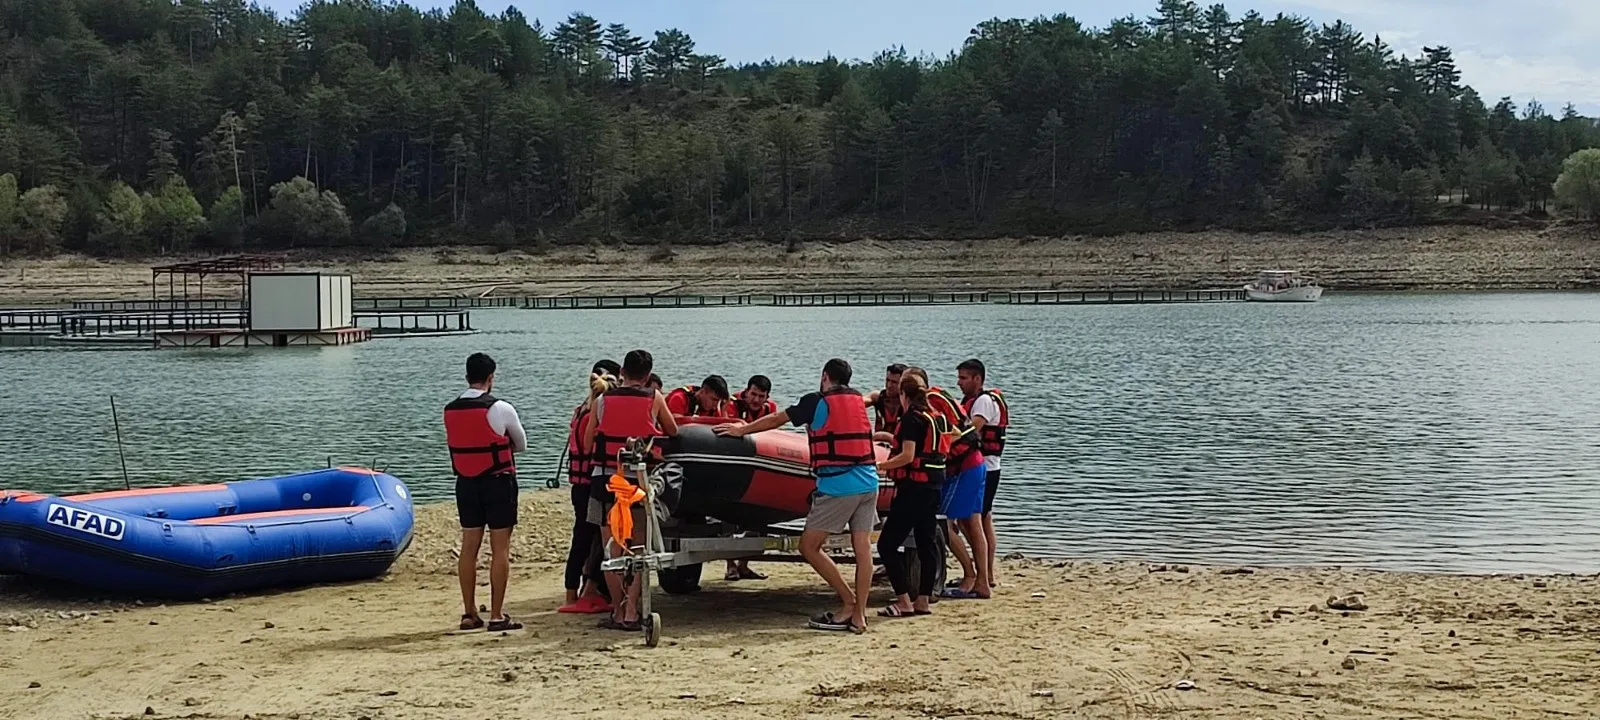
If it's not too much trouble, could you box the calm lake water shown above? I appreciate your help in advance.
[3,293,1598,574]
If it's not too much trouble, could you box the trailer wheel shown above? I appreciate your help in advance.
[643,613,661,648]
[657,563,703,595]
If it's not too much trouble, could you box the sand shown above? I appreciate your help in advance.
[2,490,1597,720]
[3,225,1599,304]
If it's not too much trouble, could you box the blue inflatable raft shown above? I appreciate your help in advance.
[0,467,414,599]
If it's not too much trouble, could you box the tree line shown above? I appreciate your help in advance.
[2,0,1599,257]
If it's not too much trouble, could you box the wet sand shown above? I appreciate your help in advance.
[2,490,1597,720]
[3,225,1599,304]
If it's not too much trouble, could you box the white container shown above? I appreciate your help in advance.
[248,272,354,331]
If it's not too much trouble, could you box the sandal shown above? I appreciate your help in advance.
[459,614,485,631]
[486,615,523,632]
[877,605,913,618]
[940,588,985,600]
[807,612,848,632]
[598,615,641,631]
[737,566,767,580]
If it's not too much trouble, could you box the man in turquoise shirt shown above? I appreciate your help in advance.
[716,358,878,634]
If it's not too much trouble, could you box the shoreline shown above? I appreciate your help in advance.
[3,492,1598,719]
[3,225,1599,305]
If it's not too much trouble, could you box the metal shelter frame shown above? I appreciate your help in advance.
[150,255,283,313]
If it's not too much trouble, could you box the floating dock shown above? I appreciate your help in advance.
[155,327,373,348]
[3,285,1244,347]
[338,288,1245,310]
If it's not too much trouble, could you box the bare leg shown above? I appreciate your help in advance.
[849,530,873,630]
[620,523,647,623]
[982,512,998,589]
[458,528,484,618]
[601,525,625,618]
[488,528,512,620]
[961,516,991,598]
[620,573,642,622]
[946,519,977,591]
[800,529,855,621]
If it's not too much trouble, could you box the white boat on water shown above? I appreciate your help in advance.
[1244,270,1323,302]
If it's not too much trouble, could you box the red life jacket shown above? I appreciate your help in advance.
[592,387,661,472]
[730,391,777,422]
[960,388,1009,457]
[928,386,980,464]
[666,385,707,416]
[566,404,593,484]
[887,409,949,483]
[807,387,876,472]
[443,392,516,479]
[870,390,902,433]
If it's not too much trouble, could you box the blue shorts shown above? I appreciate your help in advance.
[940,464,987,521]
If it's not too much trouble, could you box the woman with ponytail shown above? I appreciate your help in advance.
[875,371,948,617]
[559,363,619,614]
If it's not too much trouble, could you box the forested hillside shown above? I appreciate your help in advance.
[1,0,1598,256]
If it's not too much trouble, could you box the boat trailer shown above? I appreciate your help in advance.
[599,440,942,647]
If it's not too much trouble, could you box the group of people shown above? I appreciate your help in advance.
[440,350,1009,636]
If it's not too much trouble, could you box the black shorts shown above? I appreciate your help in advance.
[456,473,519,530]
[982,470,1000,514]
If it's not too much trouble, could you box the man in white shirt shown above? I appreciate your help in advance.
[443,353,528,632]
[958,358,1007,592]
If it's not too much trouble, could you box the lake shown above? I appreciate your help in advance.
[3,292,1598,574]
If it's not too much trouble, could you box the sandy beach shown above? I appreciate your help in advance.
[2,225,1598,304]
[1,489,1596,720]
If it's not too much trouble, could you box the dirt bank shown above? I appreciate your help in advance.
[3,225,1598,305]
[1,490,1597,720]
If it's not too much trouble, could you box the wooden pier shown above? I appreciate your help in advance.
[356,309,476,337]
[519,288,1242,309]
[354,296,520,310]
[1003,288,1246,304]
[71,299,243,312]
[3,286,1248,348]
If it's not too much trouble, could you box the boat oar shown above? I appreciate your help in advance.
[109,395,132,491]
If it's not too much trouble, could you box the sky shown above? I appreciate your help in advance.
[260,0,1600,114]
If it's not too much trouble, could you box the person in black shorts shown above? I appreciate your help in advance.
[443,353,528,632]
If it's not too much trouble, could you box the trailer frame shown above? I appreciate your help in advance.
[599,443,942,647]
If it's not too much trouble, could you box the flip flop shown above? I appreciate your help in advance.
[486,615,523,632]
[737,567,768,580]
[877,605,913,618]
[807,612,867,634]
[459,614,485,631]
